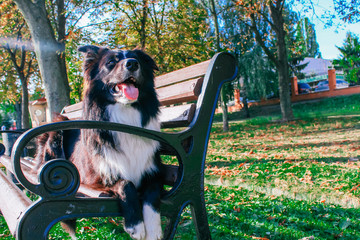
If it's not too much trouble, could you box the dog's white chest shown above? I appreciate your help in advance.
[98,104,160,187]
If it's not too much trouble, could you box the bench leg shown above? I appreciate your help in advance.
[162,208,182,240]
[190,194,211,240]
[162,196,211,240]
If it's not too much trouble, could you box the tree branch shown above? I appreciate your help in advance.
[25,57,33,80]
[250,13,279,67]
[74,20,115,31]
[19,45,26,70]
[4,44,23,77]
[110,0,141,33]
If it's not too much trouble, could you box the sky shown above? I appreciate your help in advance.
[295,0,360,60]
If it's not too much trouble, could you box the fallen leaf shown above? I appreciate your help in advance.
[333,185,344,190]
[349,184,360,192]
[238,162,246,168]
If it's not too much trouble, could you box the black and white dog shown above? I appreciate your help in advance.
[36,45,163,240]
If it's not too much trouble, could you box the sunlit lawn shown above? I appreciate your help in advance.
[202,116,360,240]
[1,95,360,239]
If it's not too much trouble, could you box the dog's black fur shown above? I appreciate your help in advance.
[35,46,164,240]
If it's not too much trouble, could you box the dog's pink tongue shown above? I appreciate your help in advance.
[119,83,139,100]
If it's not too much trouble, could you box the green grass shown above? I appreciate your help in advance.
[205,185,360,240]
[292,94,360,119]
[1,94,360,239]
[213,94,360,122]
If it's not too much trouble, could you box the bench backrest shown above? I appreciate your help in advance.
[61,60,211,129]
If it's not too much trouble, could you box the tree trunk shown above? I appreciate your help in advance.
[269,2,294,121]
[209,0,229,132]
[14,101,22,129]
[240,87,250,118]
[14,0,70,118]
[277,60,293,121]
[20,77,30,129]
[140,0,148,49]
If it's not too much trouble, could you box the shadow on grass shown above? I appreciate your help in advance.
[206,156,358,169]
[237,139,360,154]
[205,185,360,240]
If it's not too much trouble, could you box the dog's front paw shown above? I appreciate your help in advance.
[143,204,163,240]
[145,227,162,240]
[125,222,146,240]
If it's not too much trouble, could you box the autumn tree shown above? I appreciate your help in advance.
[0,0,38,128]
[231,0,295,121]
[13,0,71,116]
[103,0,212,73]
[12,0,111,111]
[196,0,230,131]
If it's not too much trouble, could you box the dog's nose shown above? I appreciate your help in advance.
[125,59,139,72]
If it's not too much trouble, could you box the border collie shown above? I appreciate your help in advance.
[36,46,163,240]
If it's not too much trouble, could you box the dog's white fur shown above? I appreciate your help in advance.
[124,203,163,240]
[125,221,146,240]
[98,103,160,187]
[143,204,163,240]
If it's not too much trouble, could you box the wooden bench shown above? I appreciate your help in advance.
[0,52,237,240]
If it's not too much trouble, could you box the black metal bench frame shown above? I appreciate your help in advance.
[0,52,237,240]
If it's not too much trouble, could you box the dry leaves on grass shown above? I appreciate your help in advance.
[206,165,241,177]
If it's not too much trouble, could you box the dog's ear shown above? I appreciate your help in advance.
[133,49,159,72]
[78,45,100,60]
[78,45,106,80]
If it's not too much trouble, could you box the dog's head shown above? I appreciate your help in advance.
[78,45,158,105]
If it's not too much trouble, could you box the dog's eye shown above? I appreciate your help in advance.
[107,59,116,67]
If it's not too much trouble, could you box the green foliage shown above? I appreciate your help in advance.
[285,8,322,78]
[0,102,14,128]
[66,39,85,103]
[100,0,213,74]
[295,17,321,59]
[288,16,321,79]
[238,45,278,100]
[0,0,28,103]
[222,2,321,102]
[333,32,360,85]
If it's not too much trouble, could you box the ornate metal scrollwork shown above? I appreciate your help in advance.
[38,159,80,198]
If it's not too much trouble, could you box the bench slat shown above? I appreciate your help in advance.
[78,164,178,198]
[61,104,196,128]
[61,102,83,114]
[155,60,210,88]
[157,77,203,106]
[0,170,32,235]
[159,103,196,128]
[0,155,37,183]
[61,110,82,120]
